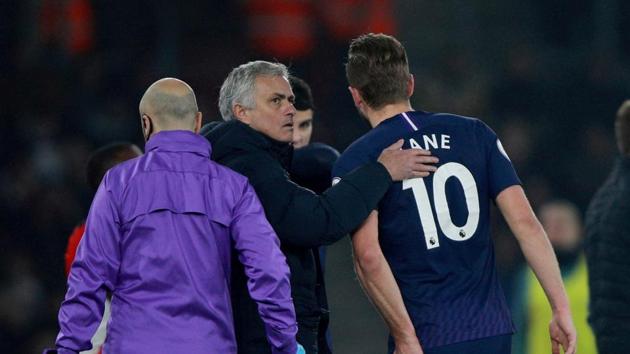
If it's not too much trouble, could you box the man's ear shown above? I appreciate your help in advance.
[348,86,363,108]
[232,104,250,124]
[193,112,202,133]
[407,74,415,98]
[141,114,151,136]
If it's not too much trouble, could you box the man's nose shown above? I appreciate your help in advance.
[286,102,296,116]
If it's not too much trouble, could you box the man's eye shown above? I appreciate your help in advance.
[272,97,281,104]
[300,121,312,129]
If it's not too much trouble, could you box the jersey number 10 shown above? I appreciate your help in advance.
[402,162,480,250]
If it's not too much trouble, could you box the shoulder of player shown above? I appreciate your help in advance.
[340,128,384,157]
[334,132,380,178]
[431,112,497,139]
[428,112,484,127]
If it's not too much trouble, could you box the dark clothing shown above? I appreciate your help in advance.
[333,112,518,350]
[585,156,630,353]
[203,120,392,354]
[291,143,341,351]
[424,334,512,354]
[291,143,340,194]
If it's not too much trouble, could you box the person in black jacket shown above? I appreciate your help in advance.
[203,60,438,354]
[288,75,339,353]
[585,99,630,354]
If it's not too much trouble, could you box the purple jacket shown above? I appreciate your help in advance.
[56,130,297,354]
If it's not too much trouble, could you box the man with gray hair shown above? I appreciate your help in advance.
[53,78,300,354]
[203,61,438,353]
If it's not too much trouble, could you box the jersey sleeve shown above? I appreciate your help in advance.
[332,144,371,184]
[479,121,522,199]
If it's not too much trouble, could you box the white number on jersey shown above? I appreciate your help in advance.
[402,162,480,250]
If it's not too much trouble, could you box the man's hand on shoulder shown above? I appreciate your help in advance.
[378,139,438,181]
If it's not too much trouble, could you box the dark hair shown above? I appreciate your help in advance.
[289,76,315,111]
[346,33,410,109]
[616,100,630,156]
[86,142,141,190]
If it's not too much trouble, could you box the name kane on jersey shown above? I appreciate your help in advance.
[408,134,451,150]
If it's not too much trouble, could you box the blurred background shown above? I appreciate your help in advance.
[0,0,629,353]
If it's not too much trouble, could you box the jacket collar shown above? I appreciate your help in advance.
[145,130,211,157]
[204,120,293,168]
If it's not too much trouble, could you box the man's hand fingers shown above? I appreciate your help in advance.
[412,148,432,156]
[416,156,440,165]
[564,333,577,354]
[386,139,404,150]
[412,171,430,178]
[414,163,438,172]
[417,156,439,164]
[405,149,435,158]
[551,338,560,354]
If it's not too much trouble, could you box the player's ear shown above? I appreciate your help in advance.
[348,86,363,107]
[233,103,250,124]
[407,74,415,98]
[193,112,202,133]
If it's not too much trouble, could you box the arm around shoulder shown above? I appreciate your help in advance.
[254,160,392,248]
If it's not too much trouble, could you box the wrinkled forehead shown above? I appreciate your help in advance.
[253,75,293,95]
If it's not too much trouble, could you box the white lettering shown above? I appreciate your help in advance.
[408,134,451,150]
[409,138,423,149]
[423,134,438,149]
[441,135,450,149]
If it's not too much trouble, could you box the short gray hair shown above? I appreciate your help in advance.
[218,61,289,121]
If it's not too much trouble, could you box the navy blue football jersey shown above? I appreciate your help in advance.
[332,111,520,350]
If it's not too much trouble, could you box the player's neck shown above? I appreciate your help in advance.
[366,101,413,128]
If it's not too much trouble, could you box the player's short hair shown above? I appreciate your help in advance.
[346,33,411,110]
[289,76,315,111]
[86,142,141,191]
[219,61,289,121]
[616,100,630,156]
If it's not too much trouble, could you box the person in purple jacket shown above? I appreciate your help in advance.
[53,78,301,354]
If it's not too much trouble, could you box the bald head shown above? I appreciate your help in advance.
[139,78,201,138]
[616,100,630,157]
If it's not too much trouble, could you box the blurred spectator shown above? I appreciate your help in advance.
[245,0,315,60]
[64,143,142,276]
[585,100,630,354]
[289,76,315,149]
[61,142,141,354]
[511,200,597,354]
